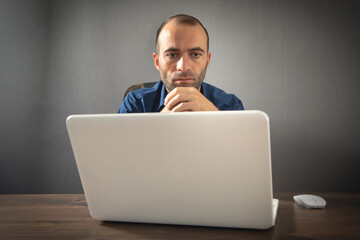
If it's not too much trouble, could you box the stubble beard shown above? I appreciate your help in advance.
[159,64,207,92]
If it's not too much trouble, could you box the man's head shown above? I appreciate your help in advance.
[153,14,211,92]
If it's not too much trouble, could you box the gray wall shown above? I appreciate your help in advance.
[1,0,359,193]
[0,0,50,193]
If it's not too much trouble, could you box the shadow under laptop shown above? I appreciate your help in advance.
[99,221,278,239]
[94,195,315,240]
[99,220,315,240]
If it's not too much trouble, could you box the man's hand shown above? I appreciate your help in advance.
[161,87,219,112]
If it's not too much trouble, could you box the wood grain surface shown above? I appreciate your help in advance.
[0,193,359,240]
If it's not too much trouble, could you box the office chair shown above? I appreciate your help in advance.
[122,82,157,100]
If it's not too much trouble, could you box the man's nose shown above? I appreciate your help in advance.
[176,55,190,71]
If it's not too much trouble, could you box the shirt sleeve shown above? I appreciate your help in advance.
[118,92,144,113]
[233,98,245,110]
[215,93,244,111]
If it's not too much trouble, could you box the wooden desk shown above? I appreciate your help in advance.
[0,193,359,239]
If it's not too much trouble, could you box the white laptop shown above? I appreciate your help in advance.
[66,110,278,229]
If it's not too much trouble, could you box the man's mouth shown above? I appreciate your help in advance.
[174,78,193,82]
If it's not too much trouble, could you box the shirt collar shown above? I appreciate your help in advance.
[156,82,167,112]
[200,83,205,96]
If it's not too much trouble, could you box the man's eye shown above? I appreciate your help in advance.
[167,53,177,58]
[191,52,201,58]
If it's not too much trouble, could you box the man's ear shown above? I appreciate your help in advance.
[206,52,212,68]
[153,53,160,71]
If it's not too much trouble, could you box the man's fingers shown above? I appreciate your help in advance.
[164,87,197,106]
[160,106,171,113]
[163,87,218,112]
[164,88,178,106]
[170,102,193,112]
[166,94,193,110]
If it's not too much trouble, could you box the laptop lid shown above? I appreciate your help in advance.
[66,110,277,229]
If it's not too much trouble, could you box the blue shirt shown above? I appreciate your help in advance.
[118,81,244,113]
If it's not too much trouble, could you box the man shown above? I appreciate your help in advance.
[118,14,244,113]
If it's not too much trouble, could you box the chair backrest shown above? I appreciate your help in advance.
[122,82,157,100]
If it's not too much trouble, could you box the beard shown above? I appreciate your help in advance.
[159,65,207,92]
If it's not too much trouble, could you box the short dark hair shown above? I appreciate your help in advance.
[155,14,209,53]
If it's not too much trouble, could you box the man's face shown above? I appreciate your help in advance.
[153,20,211,92]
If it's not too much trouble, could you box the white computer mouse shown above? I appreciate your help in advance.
[293,194,326,208]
